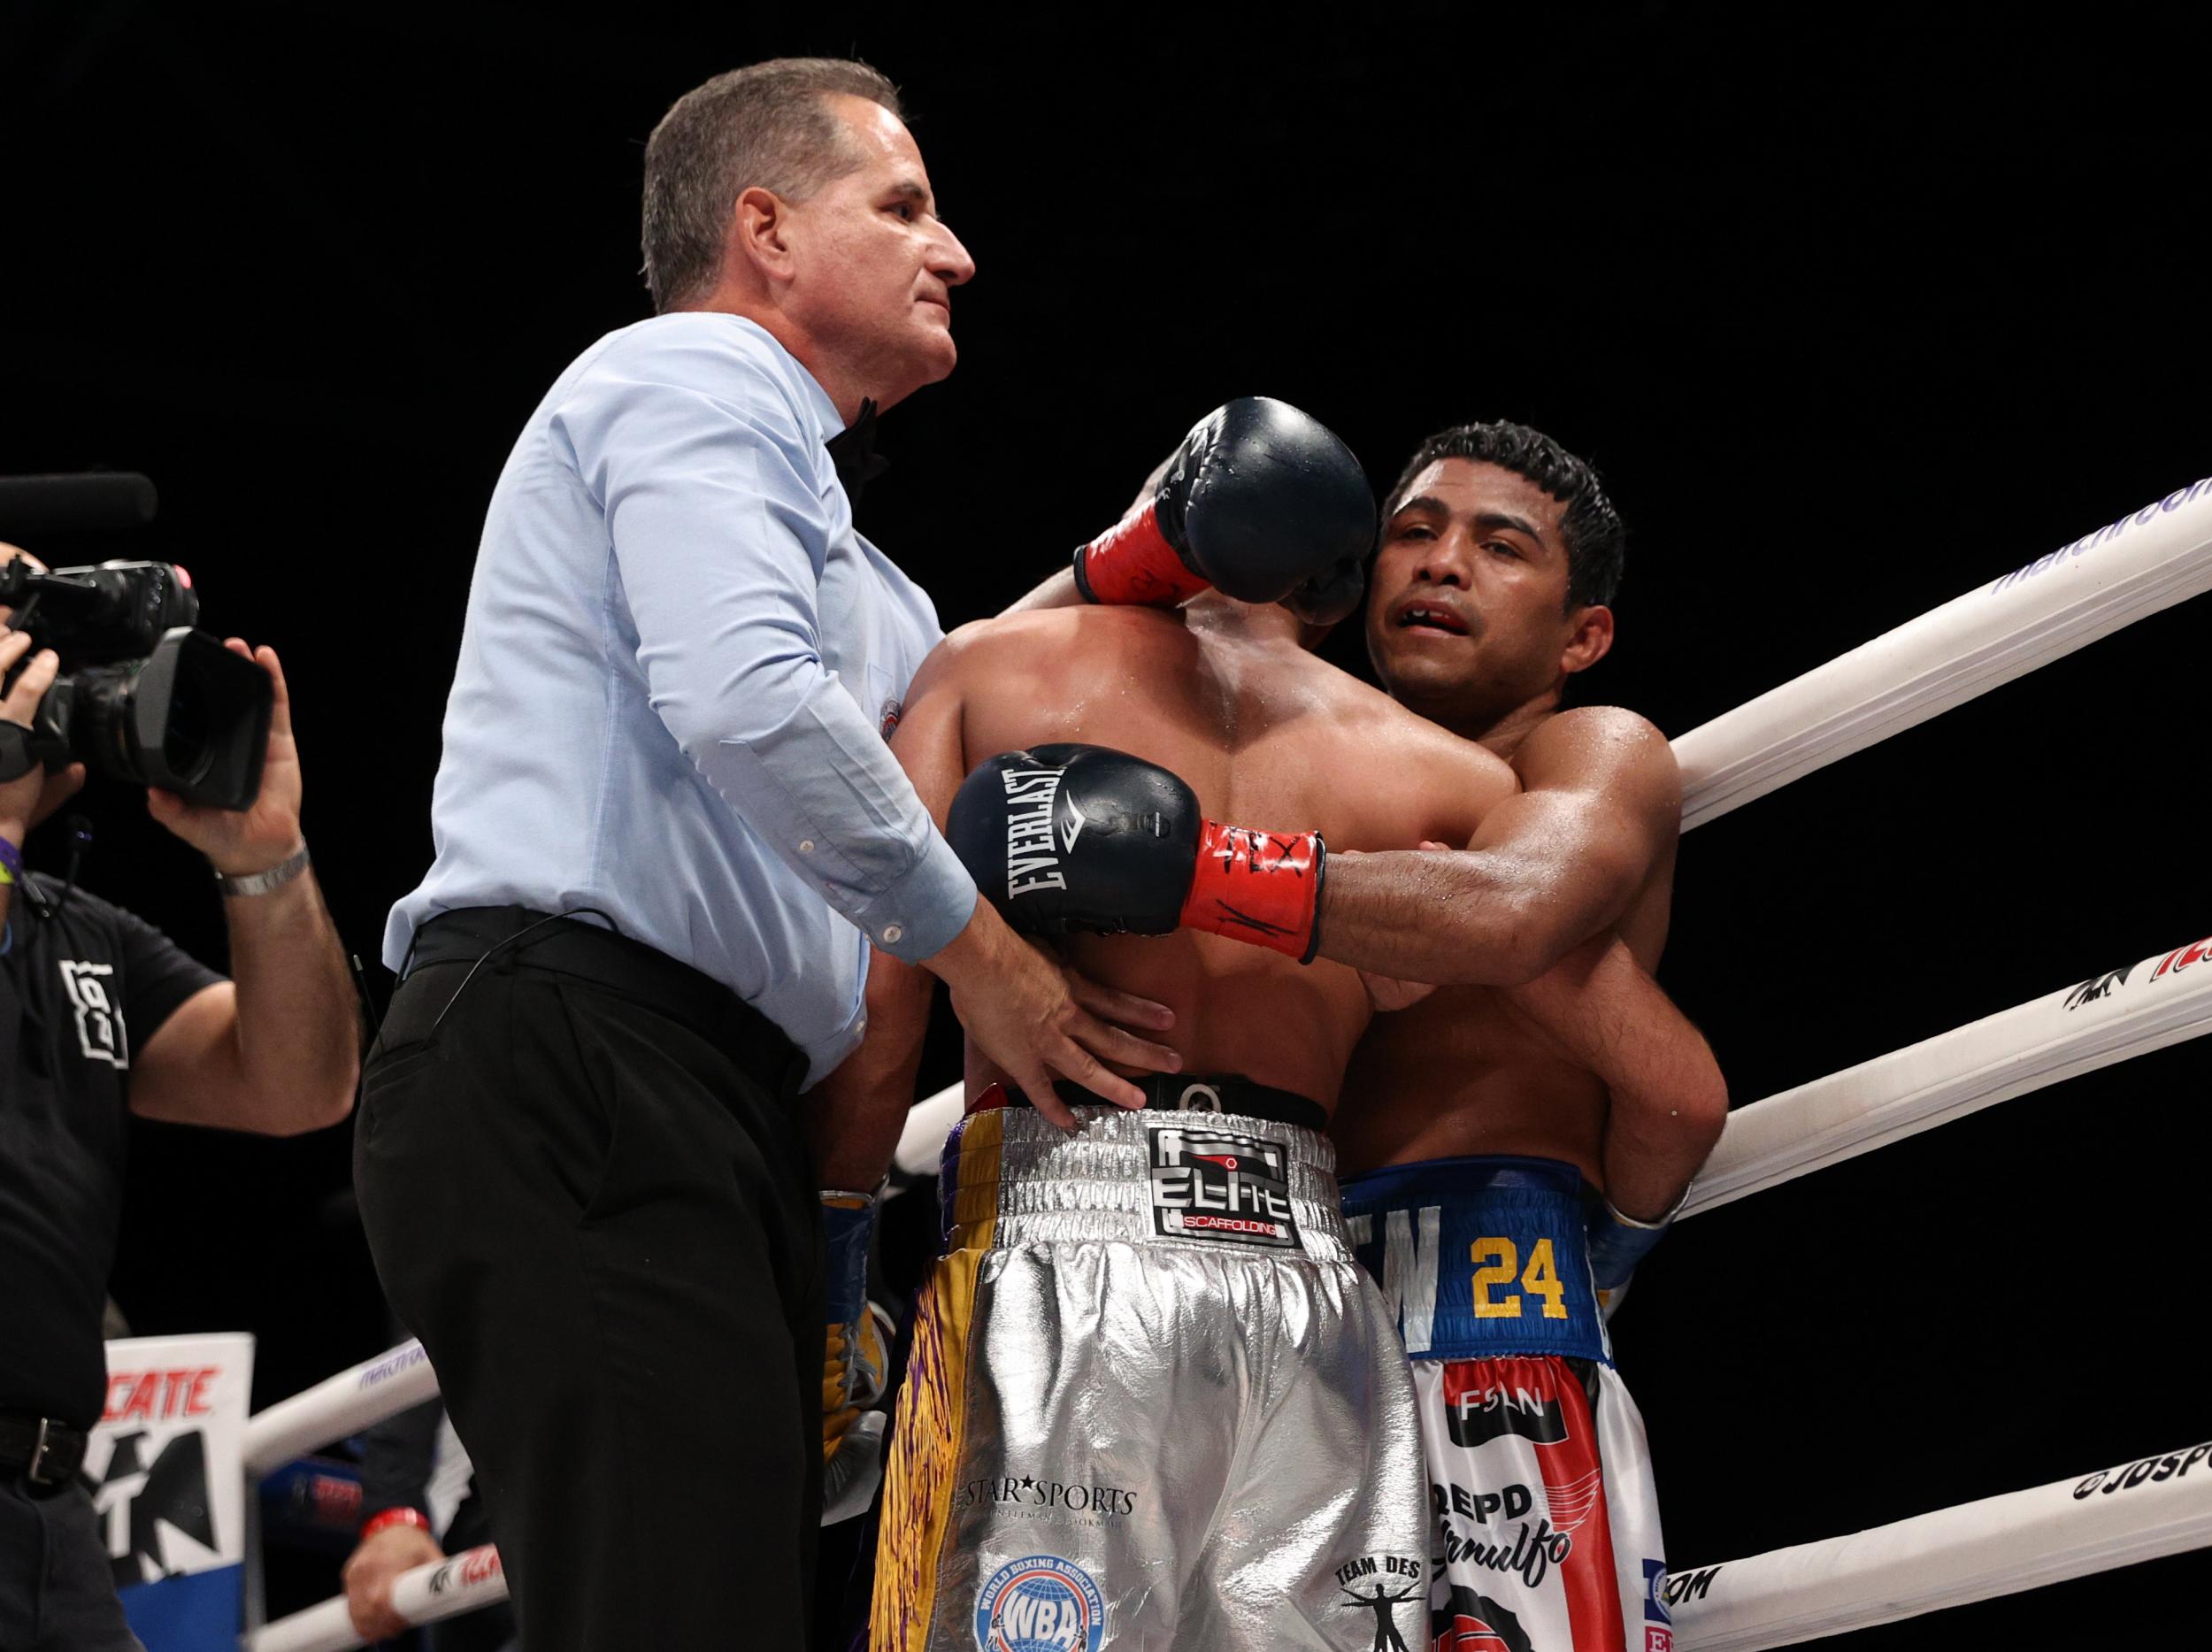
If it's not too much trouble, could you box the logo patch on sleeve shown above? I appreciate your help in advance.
[1147,1125,1300,1249]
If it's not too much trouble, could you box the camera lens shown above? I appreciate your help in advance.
[42,630,271,807]
[160,689,212,788]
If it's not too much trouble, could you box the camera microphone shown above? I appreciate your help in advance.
[0,473,159,537]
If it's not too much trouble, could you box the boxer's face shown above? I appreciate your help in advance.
[1366,458,1608,729]
[780,96,975,407]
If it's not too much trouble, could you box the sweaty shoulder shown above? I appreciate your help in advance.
[1516,705,1681,810]
[930,605,1187,684]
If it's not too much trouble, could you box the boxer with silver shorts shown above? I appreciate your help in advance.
[828,403,1713,1648]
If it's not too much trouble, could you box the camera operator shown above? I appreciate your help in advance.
[1,543,359,1651]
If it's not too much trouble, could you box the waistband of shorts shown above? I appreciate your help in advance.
[1341,1153,1610,1364]
[941,1096,1350,1261]
[973,1075,1328,1133]
[1339,1153,1593,1207]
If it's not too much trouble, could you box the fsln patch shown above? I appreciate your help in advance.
[1147,1124,1300,1249]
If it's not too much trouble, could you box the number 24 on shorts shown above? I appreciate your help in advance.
[1470,1237,1569,1320]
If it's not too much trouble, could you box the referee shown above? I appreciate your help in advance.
[357,58,1176,1651]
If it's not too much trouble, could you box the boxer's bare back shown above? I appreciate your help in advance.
[888,595,1518,1116]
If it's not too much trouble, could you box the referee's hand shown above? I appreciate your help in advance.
[930,898,1178,1126]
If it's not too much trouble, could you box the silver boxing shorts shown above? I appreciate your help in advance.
[872,1080,1429,1652]
[1343,1156,1670,1652]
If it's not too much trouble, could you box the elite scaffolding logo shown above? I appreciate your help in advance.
[1147,1124,1300,1248]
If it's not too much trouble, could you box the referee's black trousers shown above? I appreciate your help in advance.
[355,911,823,1651]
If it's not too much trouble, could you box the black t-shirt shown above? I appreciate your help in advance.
[1,873,222,1425]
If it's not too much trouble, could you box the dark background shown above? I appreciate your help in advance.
[5,1,2208,1643]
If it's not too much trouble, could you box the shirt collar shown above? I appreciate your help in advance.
[793,357,846,441]
[726,315,846,439]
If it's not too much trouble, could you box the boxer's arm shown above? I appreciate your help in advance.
[1495,936,1727,1220]
[1318,708,1680,985]
[1001,457,1172,615]
[806,648,974,1185]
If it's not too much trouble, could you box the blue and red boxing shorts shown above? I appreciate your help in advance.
[1343,1156,1672,1652]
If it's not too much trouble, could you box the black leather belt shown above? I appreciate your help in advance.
[402,906,803,1086]
[0,1411,88,1488]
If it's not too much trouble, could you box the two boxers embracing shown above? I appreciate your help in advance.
[818,400,1726,1650]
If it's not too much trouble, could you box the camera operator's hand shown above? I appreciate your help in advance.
[0,627,87,845]
[145,638,303,876]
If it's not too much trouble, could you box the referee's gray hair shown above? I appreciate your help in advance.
[642,58,902,314]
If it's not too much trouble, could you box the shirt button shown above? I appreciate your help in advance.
[798,840,816,855]
[880,923,904,946]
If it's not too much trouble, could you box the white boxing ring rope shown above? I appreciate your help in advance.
[241,476,2212,1651]
[1671,475,2212,828]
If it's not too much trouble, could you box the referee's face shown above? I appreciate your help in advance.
[787,96,976,411]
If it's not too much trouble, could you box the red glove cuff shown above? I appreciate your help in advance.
[1073,504,1210,607]
[1178,820,1325,962]
[360,1506,431,1541]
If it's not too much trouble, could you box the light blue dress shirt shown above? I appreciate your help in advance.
[386,313,977,1083]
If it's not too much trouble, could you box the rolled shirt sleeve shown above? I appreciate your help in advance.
[557,341,975,964]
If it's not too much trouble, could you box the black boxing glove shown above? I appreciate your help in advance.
[1073,398,1374,617]
[1282,554,1367,627]
[946,744,1325,962]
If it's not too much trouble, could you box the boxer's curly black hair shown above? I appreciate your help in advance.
[1384,421,1626,611]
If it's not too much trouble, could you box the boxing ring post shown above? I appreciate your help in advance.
[232,476,2212,1651]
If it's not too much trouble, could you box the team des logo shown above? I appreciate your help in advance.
[1333,1553,1425,1652]
[1444,1383,1569,1449]
[1147,1124,1300,1248]
[58,958,128,1068]
[972,1553,1106,1652]
[879,697,902,739]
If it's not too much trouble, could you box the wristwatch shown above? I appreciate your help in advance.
[0,723,35,785]
[215,841,311,898]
